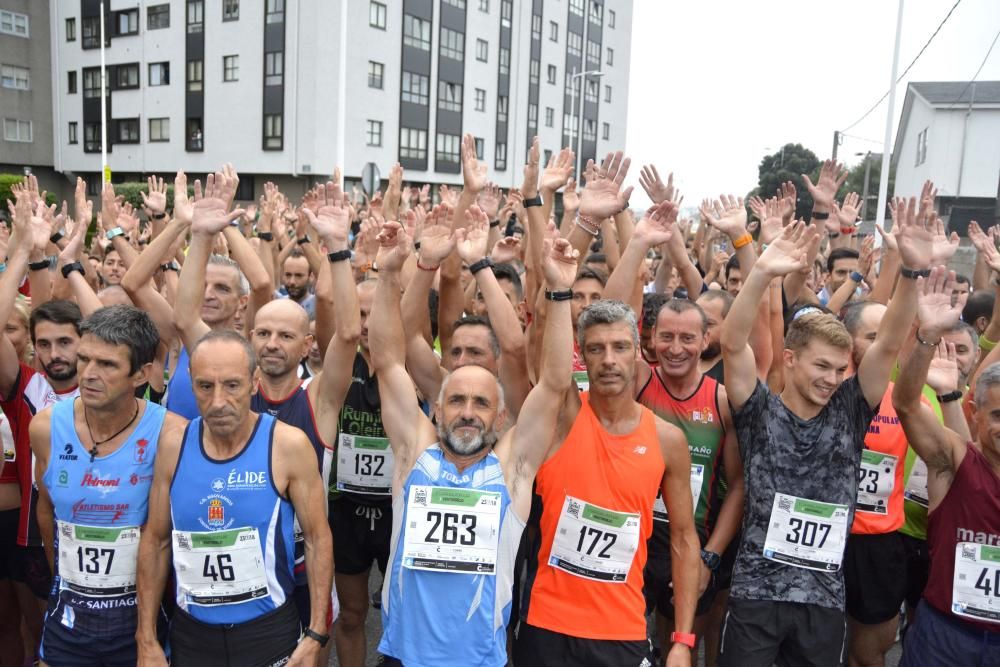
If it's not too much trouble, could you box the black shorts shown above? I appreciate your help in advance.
[644,550,717,618]
[900,533,930,609]
[329,495,391,576]
[169,600,301,667]
[10,544,50,599]
[40,619,138,667]
[513,622,655,667]
[0,506,17,579]
[719,598,847,667]
[900,600,1000,667]
[845,531,908,624]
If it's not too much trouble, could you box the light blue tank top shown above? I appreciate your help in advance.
[169,414,296,624]
[165,347,199,420]
[43,399,166,638]
[379,445,524,667]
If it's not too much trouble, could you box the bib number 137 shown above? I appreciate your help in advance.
[77,546,115,575]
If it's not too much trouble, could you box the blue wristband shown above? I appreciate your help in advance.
[850,271,864,283]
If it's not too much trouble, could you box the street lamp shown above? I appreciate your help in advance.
[571,68,603,177]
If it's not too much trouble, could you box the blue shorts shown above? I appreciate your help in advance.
[40,615,137,667]
[900,600,1000,667]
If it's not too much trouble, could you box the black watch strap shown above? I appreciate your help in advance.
[469,257,493,275]
[811,211,830,220]
[61,261,85,279]
[523,195,543,208]
[327,249,352,263]
[900,266,931,280]
[937,390,963,404]
[29,258,51,271]
[49,230,65,244]
[545,288,573,301]
[303,628,330,647]
[257,231,274,242]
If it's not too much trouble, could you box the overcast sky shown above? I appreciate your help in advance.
[624,0,1000,210]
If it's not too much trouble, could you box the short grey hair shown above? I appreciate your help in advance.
[208,253,250,296]
[577,299,639,350]
[975,362,1000,406]
[438,371,506,416]
[947,320,979,351]
[190,330,257,379]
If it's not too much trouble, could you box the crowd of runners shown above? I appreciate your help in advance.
[0,133,998,666]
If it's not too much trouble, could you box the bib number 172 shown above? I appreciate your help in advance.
[786,518,831,548]
[576,526,616,559]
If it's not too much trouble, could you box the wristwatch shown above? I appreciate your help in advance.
[302,628,329,648]
[701,549,721,572]
[937,390,963,404]
[105,226,125,241]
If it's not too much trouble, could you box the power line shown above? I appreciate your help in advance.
[841,0,963,133]
[942,27,1000,109]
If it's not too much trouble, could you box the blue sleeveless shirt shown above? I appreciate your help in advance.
[379,445,524,667]
[43,399,166,638]
[169,414,296,624]
[165,347,199,420]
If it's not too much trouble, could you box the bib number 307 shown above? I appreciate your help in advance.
[762,493,848,572]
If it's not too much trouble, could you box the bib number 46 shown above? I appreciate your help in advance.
[576,526,617,559]
[202,554,236,582]
[424,511,476,546]
[786,518,831,549]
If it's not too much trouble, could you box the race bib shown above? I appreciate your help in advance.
[763,493,848,572]
[336,433,394,495]
[57,521,139,597]
[856,450,897,515]
[573,371,590,393]
[172,527,269,606]
[653,463,704,523]
[549,495,641,583]
[904,457,929,509]
[952,542,1000,624]
[402,485,502,574]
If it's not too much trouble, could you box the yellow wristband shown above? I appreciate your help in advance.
[981,336,998,352]
[733,233,753,249]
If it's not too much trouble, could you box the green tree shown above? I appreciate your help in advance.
[844,154,893,221]
[754,144,820,220]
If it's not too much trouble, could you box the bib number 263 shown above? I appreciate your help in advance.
[425,511,477,546]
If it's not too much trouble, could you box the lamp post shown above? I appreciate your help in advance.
[571,68,603,177]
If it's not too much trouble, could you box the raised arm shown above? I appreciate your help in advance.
[0,195,41,396]
[605,202,678,315]
[57,215,104,316]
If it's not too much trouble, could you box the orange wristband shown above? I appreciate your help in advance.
[732,233,752,249]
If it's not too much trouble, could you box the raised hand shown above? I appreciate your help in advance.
[929,215,960,265]
[969,221,1000,275]
[141,175,168,217]
[893,197,934,270]
[699,194,747,241]
[578,151,633,219]
[539,147,575,193]
[491,236,522,264]
[779,181,797,224]
[541,236,580,290]
[755,221,819,277]
[74,177,93,229]
[562,178,579,214]
[191,170,245,236]
[58,206,89,267]
[857,235,876,278]
[638,164,675,205]
[302,181,350,249]
[173,171,194,226]
[418,204,458,266]
[99,182,121,233]
[462,133,488,194]
[118,202,140,237]
[759,198,784,246]
[926,340,960,395]
[632,201,678,249]
[522,136,541,195]
[375,220,413,273]
[478,183,502,221]
[748,195,766,223]
[456,206,490,264]
[802,159,847,209]
[384,162,404,218]
[916,267,966,339]
[836,192,863,229]
[875,221,898,252]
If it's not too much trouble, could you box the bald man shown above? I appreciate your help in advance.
[248,198,360,656]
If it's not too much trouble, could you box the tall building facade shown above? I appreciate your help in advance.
[42,0,631,199]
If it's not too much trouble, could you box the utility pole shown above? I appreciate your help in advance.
[861,152,873,221]
[831,131,840,161]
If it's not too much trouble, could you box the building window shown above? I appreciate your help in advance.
[264,114,283,150]
[438,81,463,112]
[476,39,488,62]
[1,65,29,91]
[187,60,203,91]
[115,9,139,35]
[401,71,429,105]
[565,71,575,95]
[68,122,78,144]
[223,0,239,21]
[266,0,284,23]
[0,10,28,37]
[609,9,616,27]
[66,18,76,41]
[528,103,538,125]
[567,32,582,57]
[187,1,203,33]
[223,56,239,82]
[606,47,614,65]
[368,61,384,89]
[586,39,600,63]
[585,79,598,103]
[563,113,578,137]
[440,28,464,61]
[84,123,101,152]
[497,95,508,122]
[475,88,486,112]
[495,142,507,170]
[442,0,466,8]
[369,1,386,29]
[549,21,558,42]
[569,0,584,16]
[187,118,203,151]
[148,4,169,29]
[916,128,928,166]
[531,14,541,38]
[436,133,460,164]
[3,119,32,142]
[403,15,431,50]
[583,119,596,142]
[547,64,556,84]
[475,137,485,159]
[67,70,77,94]
[149,62,169,86]
[82,17,100,48]
[499,48,510,75]
[602,122,610,140]
[400,128,427,160]
[265,52,283,86]
[114,64,140,90]
[366,120,382,146]
[479,0,489,11]
[116,118,140,144]
[500,0,512,27]
[545,107,554,127]
[83,68,104,98]
[589,1,603,23]
[149,118,169,142]
[530,60,539,84]
[605,85,612,103]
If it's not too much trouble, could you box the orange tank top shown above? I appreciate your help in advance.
[852,382,908,534]
[524,393,665,640]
